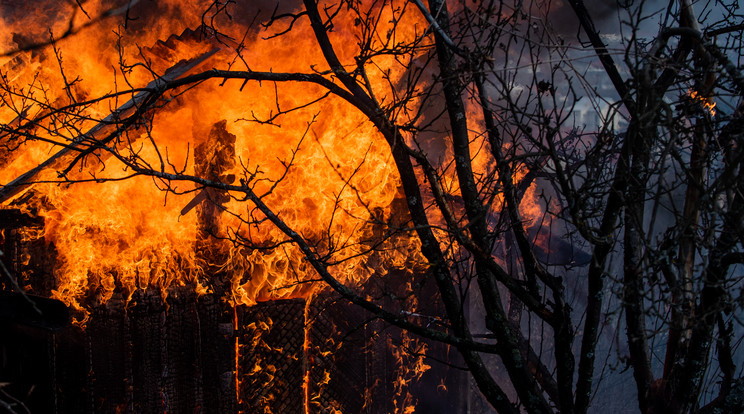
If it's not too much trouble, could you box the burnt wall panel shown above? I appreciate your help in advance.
[53,326,87,413]
[367,319,397,414]
[80,290,237,414]
[0,323,56,413]
[237,299,306,414]
[306,293,369,414]
[130,290,165,413]
[0,289,240,413]
[163,287,202,412]
[197,293,236,414]
[86,302,133,413]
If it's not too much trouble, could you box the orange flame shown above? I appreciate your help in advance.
[688,89,717,116]
[0,1,433,321]
[1,1,551,411]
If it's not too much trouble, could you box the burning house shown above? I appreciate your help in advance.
[0,2,468,413]
[4,0,740,413]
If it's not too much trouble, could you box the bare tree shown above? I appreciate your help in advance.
[1,0,743,412]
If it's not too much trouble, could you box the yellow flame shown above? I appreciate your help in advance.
[689,89,717,116]
[0,0,435,320]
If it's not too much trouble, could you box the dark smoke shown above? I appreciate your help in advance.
[547,0,668,37]
[120,0,304,40]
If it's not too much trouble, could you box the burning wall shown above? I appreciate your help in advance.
[1,217,460,413]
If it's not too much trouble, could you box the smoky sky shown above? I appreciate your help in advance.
[547,0,668,37]
[1,0,306,49]
[2,0,675,51]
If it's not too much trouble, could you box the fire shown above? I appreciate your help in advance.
[688,89,717,116]
[1,0,550,412]
[391,330,432,413]
[0,0,545,316]
[0,0,425,319]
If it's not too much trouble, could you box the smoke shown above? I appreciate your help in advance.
[543,0,619,36]
[0,0,307,52]
[119,0,305,42]
[0,0,71,51]
[546,0,668,37]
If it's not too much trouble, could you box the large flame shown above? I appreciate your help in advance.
[0,1,432,319]
[0,0,551,325]
[0,1,555,412]
[0,0,554,337]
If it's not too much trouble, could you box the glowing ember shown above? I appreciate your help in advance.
[688,89,717,116]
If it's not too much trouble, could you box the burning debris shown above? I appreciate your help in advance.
[686,89,717,117]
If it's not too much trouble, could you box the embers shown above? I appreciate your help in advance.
[237,299,305,413]
[236,296,371,414]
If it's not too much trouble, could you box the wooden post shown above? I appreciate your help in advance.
[192,119,238,413]
[193,119,236,295]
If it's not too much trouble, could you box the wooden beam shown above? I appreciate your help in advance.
[0,47,220,205]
